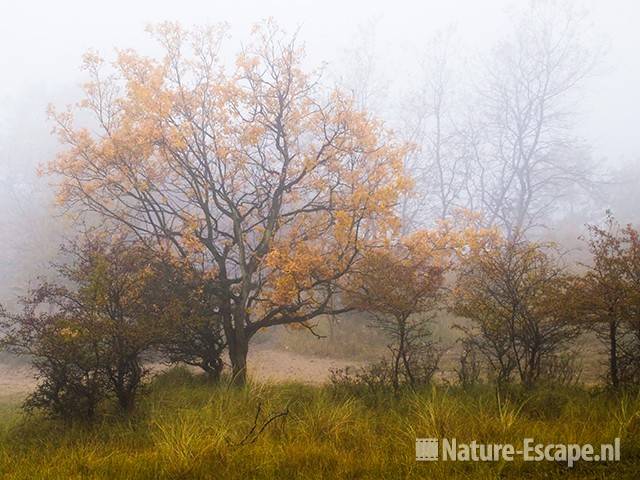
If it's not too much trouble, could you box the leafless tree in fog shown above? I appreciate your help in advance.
[470,1,600,236]
[400,29,474,230]
[405,1,600,237]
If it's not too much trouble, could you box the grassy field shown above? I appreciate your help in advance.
[0,368,639,479]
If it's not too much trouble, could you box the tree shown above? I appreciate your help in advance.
[346,228,453,391]
[453,235,580,387]
[151,255,226,381]
[399,30,475,230]
[402,1,599,237]
[47,22,409,384]
[0,235,225,416]
[575,214,640,387]
[469,1,598,236]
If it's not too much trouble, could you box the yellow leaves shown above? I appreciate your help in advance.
[264,243,331,306]
[182,217,206,256]
[239,123,266,146]
[165,125,189,151]
[81,50,104,67]
[235,51,261,71]
[48,20,419,328]
[402,230,451,269]
[58,326,80,340]
[348,233,446,317]
[334,211,352,246]
[347,213,509,319]
[395,166,415,193]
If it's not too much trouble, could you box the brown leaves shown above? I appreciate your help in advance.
[346,229,452,320]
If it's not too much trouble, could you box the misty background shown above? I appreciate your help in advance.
[1,0,639,305]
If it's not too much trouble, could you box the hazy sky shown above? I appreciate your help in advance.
[0,0,639,298]
[0,0,639,163]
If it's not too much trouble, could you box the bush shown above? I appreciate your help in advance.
[539,351,583,386]
[330,361,393,395]
[149,258,226,381]
[1,234,233,419]
[453,237,581,388]
[0,239,159,417]
[330,347,441,395]
[13,310,107,421]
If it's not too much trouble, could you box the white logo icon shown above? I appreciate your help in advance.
[416,438,439,461]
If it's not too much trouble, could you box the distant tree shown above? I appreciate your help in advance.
[47,22,409,384]
[602,160,640,226]
[400,30,475,230]
[469,1,598,236]
[403,1,599,236]
[453,235,580,387]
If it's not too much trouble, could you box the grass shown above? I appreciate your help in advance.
[0,367,639,479]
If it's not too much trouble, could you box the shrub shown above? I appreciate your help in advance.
[453,236,581,387]
[329,348,441,395]
[0,301,107,420]
[1,238,167,417]
[149,258,226,381]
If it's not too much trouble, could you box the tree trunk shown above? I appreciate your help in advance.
[609,318,619,388]
[229,337,249,385]
[220,300,251,386]
[391,347,401,394]
[227,310,250,386]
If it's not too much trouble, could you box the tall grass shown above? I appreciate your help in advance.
[0,368,638,479]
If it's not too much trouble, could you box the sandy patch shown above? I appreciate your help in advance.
[0,348,364,400]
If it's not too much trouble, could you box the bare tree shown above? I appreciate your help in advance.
[469,0,599,236]
[402,1,600,237]
[337,17,390,115]
[400,30,474,230]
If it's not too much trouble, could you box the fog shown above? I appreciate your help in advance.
[1,0,640,301]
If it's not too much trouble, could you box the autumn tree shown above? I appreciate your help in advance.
[574,214,640,387]
[453,235,580,387]
[47,22,409,384]
[346,229,453,390]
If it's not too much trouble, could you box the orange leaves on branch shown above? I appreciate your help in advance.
[47,20,413,343]
[347,227,458,320]
[264,242,331,306]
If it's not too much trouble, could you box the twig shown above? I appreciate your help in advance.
[229,402,290,446]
